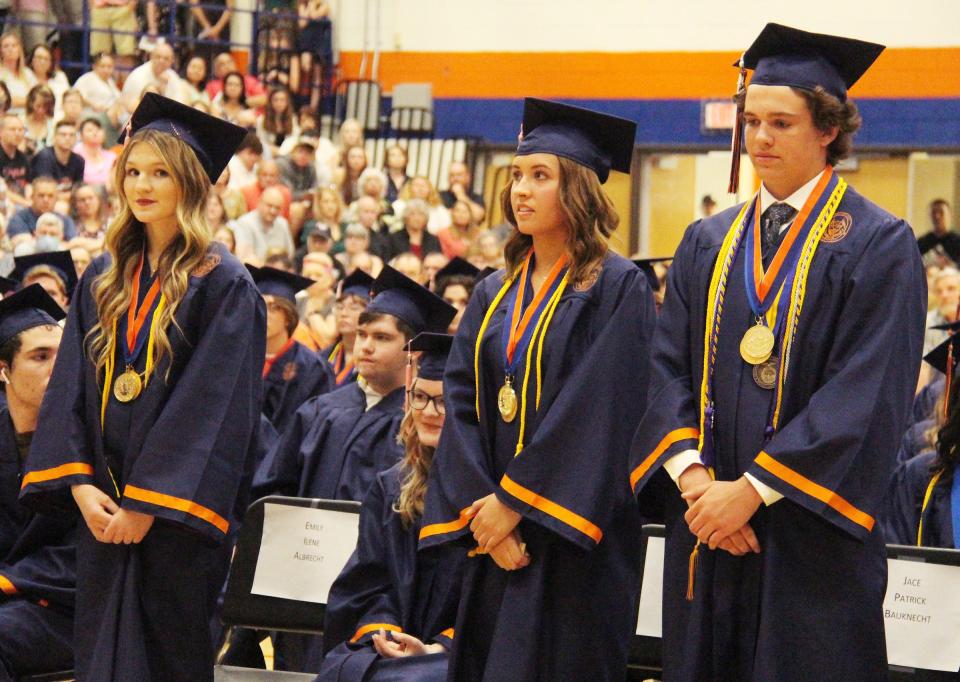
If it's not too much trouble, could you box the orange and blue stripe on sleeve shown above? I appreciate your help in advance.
[754,451,875,532]
[418,507,474,542]
[0,574,16,595]
[20,462,94,490]
[630,427,700,491]
[123,484,230,535]
[500,474,603,544]
[350,623,402,643]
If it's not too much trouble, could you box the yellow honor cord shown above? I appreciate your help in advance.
[473,276,515,421]
[917,469,943,547]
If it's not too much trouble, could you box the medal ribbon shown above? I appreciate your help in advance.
[328,341,355,386]
[118,254,162,369]
[263,337,296,378]
[501,249,569,377]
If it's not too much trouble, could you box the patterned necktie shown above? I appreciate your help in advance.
[761,202,798,263]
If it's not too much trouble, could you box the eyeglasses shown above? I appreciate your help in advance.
[408,389,445,415]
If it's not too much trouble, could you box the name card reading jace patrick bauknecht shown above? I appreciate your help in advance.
[883,558,960,673]
[251,503,359,604]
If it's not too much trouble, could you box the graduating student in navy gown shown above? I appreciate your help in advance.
[628,25,926,681]
[420,99,655,681]
[19,94,263,682]
[250,266,456,673]
[432,257,480,335]
[12,250,79,313]
[249,265,333,435]
[319,333,465,682]
[0,286,75,680]
[323,269,374,389]
[884,335,960,548]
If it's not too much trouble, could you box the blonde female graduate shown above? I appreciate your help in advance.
[19,93,265,681]
[419,99,656,681]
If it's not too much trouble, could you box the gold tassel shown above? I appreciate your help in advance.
[686,542,701,601]
[728,55,747,195]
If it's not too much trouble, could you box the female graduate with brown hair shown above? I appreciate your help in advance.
[19,93,265,681]
[419,99,655,680]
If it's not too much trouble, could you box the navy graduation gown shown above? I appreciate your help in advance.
[318,463,464,681]
[897,417,936,464]
[262,340,333,435]
[629,186,926,681]
[882,451,954,548]
[421,253,655,681]
[20,242,267,682]
[911,376,944,428]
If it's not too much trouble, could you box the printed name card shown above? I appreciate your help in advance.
[883,558,960,672]
[251,503,360,604]
[636,536,664,637]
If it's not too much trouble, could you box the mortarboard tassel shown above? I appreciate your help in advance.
[728,55,747,195]
[404,340,414,412]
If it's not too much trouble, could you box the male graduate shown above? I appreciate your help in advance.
[628,24,926,680]
[0,285,75,680]
[248,265,334,435]
[323,269,374,389]
[249,266,455,672]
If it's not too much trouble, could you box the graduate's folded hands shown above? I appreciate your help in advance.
[487,530,531,571]
[72,483,120,542]
[372,630,447,658]
[469,493,521,551]
[101,508,155,545]
[683,478,762,552]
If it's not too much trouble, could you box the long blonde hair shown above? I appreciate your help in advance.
[87,129,212,380]
[394,405,435,527]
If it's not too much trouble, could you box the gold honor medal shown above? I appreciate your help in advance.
[739,324,775,365]
[113,366,143,403]
[752,356,778,390]
[498,377,518,423]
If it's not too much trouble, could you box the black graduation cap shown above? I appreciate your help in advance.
[931,320,960,333]
[516,98,636,183]
[740,23,884,102]
[0,276,18,296]
[434,257,479,284]
[476,267,498,283]
[13,250,78,299]
[121,93,248,183]
[0,283,65,348]
[409,332,454,381]
[337,269,374,301]
[366,265,456,335]
[924,334,960,375]
[632,257,672,293]
[245,264,314,303]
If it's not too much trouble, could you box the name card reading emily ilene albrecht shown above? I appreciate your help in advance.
[884,558,960,673]
[251,503,360,604]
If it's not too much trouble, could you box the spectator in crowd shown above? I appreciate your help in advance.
[8,176,76,239]
[294,223,332,270]
[89,0,138,73]
[0,33,36,114]
[27,44,69,108]
[347,195,388,257]
[393,176,450,234]
[384,199,442,263]
[242,159,292,216]
[232,185,294,263]
[924,267,960,355]
[350,167,392,222]
[917,199,960,266]
[206,51,267,108]
[383,144,409,202]
[338,144,367,206]
[212,71,254,126]
[319,332,463,681]
[439,160,485,223]
[58,89,87,129]
[471,229,505,271]
[29,120,85,198]
[0,114,30,206]
[22,85,57,156]
[313,185,344,247]
[213,166,248,220]
[227,132,262,191]
[437,199,479,259]
[0,286,75,680]
[33,212,66,252]
[256,86,300,159]
[336,222,374,272]
[421,251,447,284]
[70,245,92,276]
[0,82,11,114]
[349,250,381,279]
[298,250,338,349]
[179,55,212,107]
[277,135,317,237]
[391,252,425,284]
[701,193,717,217]
[69,183,108,251]
[72,53,123,134]
[293,0,331,108]
[190,0,234,63]
[214,225,236,253]
[72,117,116,187]
[121,43,183,115]
[205,190,229,233]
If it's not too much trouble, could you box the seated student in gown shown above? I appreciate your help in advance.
[249,264,333,435]
[431,256,480,335]
[19,93,261,682]
[245,266,456,673]
[12,251,79,312]
[884,333,960,548]
[0,286,75,681]
[323,269,374,389]
[318,332,466,682]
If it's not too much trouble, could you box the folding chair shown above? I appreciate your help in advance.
[215,496,362,681]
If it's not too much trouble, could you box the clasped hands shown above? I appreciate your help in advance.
[71,484,155,544]
[372,630,446,658]
[467,493,530,571]
[679,465,763,556]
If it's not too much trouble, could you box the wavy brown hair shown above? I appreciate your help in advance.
[394,394,436,527]
[500,156,618,285]
[87,129,213,381]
